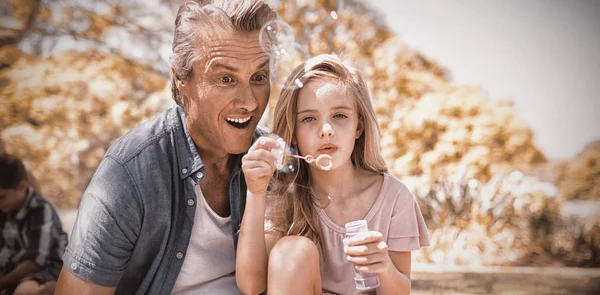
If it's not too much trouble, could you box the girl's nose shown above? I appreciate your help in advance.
[320,123,334,138]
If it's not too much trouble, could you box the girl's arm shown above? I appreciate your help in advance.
[236,191,273,294]
[376,251,411,295]
[236,194,283,295]
[236,136,282,295]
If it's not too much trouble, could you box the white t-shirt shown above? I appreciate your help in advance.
[171,185,243,295]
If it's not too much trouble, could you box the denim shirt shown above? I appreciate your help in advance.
[63,106,267,294]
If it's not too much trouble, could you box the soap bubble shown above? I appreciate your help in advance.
[279,144,301,174]
[258,19,309,90]
[259,20,296,56]
[270,137,300,174]
[270,42,310,90]
[330,0,346,20]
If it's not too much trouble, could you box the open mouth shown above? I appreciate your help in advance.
[226,116,252,129]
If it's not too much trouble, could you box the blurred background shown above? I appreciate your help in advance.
[1,0,599,293]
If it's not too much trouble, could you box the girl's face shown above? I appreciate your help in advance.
[294,78,362,171]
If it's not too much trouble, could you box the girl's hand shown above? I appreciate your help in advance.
[242,136,281,195]
[344,231,391,274]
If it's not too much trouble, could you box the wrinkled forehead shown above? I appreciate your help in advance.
[197,26,268,70]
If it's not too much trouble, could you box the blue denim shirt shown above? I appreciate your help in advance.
[63,106,266,294]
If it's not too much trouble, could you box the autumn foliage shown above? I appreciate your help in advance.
[1,0,597,267]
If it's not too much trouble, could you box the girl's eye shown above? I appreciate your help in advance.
[334,113,348,119]
[219,76,233,83]
[301,117,315,123]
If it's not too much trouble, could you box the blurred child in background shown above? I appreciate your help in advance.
[0,154,67,295]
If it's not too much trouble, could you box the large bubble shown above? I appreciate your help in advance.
[270,42,310,90]
[259,19,310,90]
[259,19,296,56]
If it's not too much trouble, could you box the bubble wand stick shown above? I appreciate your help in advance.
[284,153,333,171]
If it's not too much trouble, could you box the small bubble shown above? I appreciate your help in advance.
[276,140,300,174]
[330,11,338,20]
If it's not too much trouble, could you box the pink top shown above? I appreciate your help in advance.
[316,173,430,295]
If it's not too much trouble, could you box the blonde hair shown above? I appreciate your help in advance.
[170,0,278,106]
[268,54,387,253]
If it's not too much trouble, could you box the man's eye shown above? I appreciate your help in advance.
[253,74,268,83]
[219,76,233,83]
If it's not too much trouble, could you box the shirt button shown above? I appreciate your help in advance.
[187,199,195,206]
[181,168,188,174]
[176,252,184,259]
[196,171,204,179]
[71,262,78,271]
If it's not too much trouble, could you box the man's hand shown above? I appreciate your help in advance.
[242,136,281,195]
[344,231,391,274]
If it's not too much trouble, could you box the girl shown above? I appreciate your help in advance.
[237,54,430,295]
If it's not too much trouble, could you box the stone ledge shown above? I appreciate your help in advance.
[411,264,600,295]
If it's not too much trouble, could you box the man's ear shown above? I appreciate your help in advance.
[172,68,186,94]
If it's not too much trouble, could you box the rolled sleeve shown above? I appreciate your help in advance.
[64,156,143,286]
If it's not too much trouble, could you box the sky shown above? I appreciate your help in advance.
[366,0,600,160]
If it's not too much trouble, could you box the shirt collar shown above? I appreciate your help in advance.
[174,106,205,179]
[173,106,266,180]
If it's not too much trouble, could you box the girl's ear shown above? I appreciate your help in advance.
[356,118,364,139]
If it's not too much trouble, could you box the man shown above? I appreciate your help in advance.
[0,154,68,295]
[55,1,278,294]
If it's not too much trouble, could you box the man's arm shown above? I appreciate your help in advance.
[0,260,40,290]
[59,156,142,289]
[55,266,116,295]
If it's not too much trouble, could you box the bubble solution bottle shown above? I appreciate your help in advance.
[344,220,380,291]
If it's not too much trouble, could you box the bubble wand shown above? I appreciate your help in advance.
[271,137,334,172]
[284,153,333,171]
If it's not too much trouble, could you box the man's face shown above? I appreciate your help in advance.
[178,28,270,159]
[0,182,27,213]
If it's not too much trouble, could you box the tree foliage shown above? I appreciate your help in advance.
[1,0,597,266]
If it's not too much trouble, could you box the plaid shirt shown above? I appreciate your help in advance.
[0,187,68,278]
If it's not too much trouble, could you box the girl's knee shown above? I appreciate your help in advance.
[268,236,322,292]
[269,236,319,268]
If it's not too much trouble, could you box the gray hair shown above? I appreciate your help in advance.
[170,0,279,106]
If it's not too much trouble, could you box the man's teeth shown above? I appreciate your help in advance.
[226,117,251,124]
